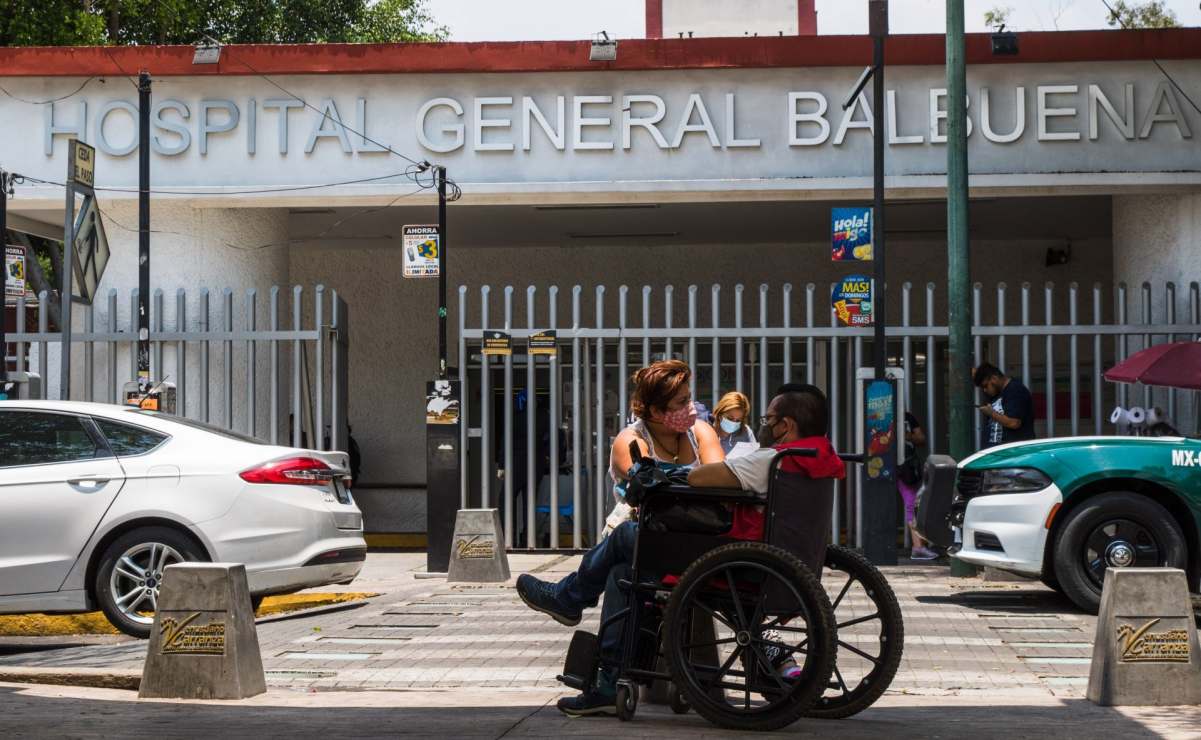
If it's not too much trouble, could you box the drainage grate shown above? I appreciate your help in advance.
[352,623,441,630]
[318,637,413,645]
[989,626,1081,632]
[1005,642,1092,649]
[265,669,337,679]
[279,651,380,660]
[1020,657,1092,665]
[385,610,464,617]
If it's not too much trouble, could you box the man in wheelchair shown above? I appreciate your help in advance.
[516,385,845,717]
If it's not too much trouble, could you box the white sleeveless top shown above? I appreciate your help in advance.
[608,418,701,495]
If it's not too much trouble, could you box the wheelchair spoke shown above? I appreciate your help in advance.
[838,639,882,666]
[703,645,744,689]
[753,637,801,654]
[833,664,851,693]
[831,574,855,610]
[724,568,748,629]
[682,637,737,651]
[748,643,790,692]
[837,612,881,630]
[692,599,737,633]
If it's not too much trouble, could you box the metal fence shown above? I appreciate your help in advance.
[458,280,1201,551]
[5,284,349,451]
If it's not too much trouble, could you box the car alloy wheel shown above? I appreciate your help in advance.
[109,542,186,626]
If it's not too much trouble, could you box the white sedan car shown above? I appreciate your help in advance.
[0,400,366,637]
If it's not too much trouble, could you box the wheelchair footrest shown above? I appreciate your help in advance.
[558,630,600,691]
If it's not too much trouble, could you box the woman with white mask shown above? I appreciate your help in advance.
[712,391,757,455]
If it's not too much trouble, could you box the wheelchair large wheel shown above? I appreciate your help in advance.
[663,542,836,732]
[803,545,904,719]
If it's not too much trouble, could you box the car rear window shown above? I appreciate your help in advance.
[94,418,169,457]
[125,409,268,445]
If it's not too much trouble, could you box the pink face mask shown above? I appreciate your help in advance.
[656,402,698,434]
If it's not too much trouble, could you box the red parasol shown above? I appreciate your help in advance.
[1104,341,1201,390]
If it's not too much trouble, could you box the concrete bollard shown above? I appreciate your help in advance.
[1087,567,1201,706]
[447,509,511,583]
[139,563,266,700]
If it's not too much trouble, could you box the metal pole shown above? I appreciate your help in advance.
[437,166,448,378]
[946,0,973,462]
[137,71,152,391]
[0,170,7,386]
[59,180,74,400]
[947,0,977,577]
[871,13,887,378]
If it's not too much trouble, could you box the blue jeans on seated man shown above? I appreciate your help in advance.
[551,520,648,657]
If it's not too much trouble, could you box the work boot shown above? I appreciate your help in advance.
[516,574,581,627]
[557,668,617,717]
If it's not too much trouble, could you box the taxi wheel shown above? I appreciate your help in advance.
[1052,492,1186,614]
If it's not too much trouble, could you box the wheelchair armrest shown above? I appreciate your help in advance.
[643,485,765,505]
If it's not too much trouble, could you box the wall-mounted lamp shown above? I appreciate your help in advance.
[589,31,617,62]
[193,40,221,64]
[991,25,1019,55]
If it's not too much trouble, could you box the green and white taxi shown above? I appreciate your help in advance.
[949,435,1200,613]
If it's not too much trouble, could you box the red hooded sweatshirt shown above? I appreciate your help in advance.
[728,436,847,541]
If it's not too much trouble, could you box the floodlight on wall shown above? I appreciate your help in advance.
[991,26,1019,55]
[590,31,617,62]
[193,40,221,64]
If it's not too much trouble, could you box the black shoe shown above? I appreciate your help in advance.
[557,689,617,717]
[516,574,582,627]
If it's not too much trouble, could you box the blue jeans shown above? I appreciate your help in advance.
[551,520,640,657]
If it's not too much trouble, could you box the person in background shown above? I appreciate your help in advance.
[711,391,757,455]
[898,411,937,560]
[974,363,1035,448]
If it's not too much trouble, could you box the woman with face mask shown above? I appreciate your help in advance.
[603,360,725,534]
[711,391,757,455]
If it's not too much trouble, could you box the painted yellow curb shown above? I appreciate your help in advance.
[0,592,379,637]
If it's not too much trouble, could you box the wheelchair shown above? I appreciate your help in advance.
[555,445,904,731]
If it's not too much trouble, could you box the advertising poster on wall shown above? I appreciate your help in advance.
[864,380,896,481]
[402,224,440,278]
[426,379,461,425]
[5,245,27,302]
[831,206,873,261]
[832,275,873,327]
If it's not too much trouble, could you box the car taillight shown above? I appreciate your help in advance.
[240,457,335,486]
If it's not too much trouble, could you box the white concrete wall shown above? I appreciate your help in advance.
[662,0,799,37]
[51,202,290,435]
[1113,193,1201,432]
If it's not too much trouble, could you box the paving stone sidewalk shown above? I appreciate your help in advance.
[0,552,1101,700]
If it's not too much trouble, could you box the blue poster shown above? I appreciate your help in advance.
[864,380,896,481]
[831,206,873,261]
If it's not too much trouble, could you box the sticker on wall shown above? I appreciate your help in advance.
[528,330,558,356]
[402,224,440,278]
[482,330,513,356]
[831,206,873,261]
[426,379,461,425]
[832,275,873,327]
[5,245,28,301]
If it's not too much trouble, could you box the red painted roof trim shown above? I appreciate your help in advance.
[0,29,1197,77]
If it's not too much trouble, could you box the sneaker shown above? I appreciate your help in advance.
[777,657,803,680]
[516,574,582,627]
[557,689,617,717]
[910,546,939,561]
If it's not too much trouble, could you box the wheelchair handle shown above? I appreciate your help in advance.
[838,452,866,464]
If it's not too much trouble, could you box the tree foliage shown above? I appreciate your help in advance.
[0,0,447,46]
[983,6,1013,31]
[1105,0,1181,29]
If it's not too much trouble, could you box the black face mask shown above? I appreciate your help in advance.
[757,420,782,448]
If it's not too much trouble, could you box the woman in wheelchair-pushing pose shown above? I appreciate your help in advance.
[517,364,844,718]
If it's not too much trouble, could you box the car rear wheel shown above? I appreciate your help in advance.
[94,527,208,639]
[1052,492,1186,614]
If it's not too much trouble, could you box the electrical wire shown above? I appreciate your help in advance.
[19,167,428,197]
[1099,0,1201,117]
[0,77,99,105]
[95,184,432,252]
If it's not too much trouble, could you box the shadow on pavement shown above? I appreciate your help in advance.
[915,588,1083,615]
[0,684,1179,739]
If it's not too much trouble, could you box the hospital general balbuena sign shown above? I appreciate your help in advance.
[31,66,1198,187]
